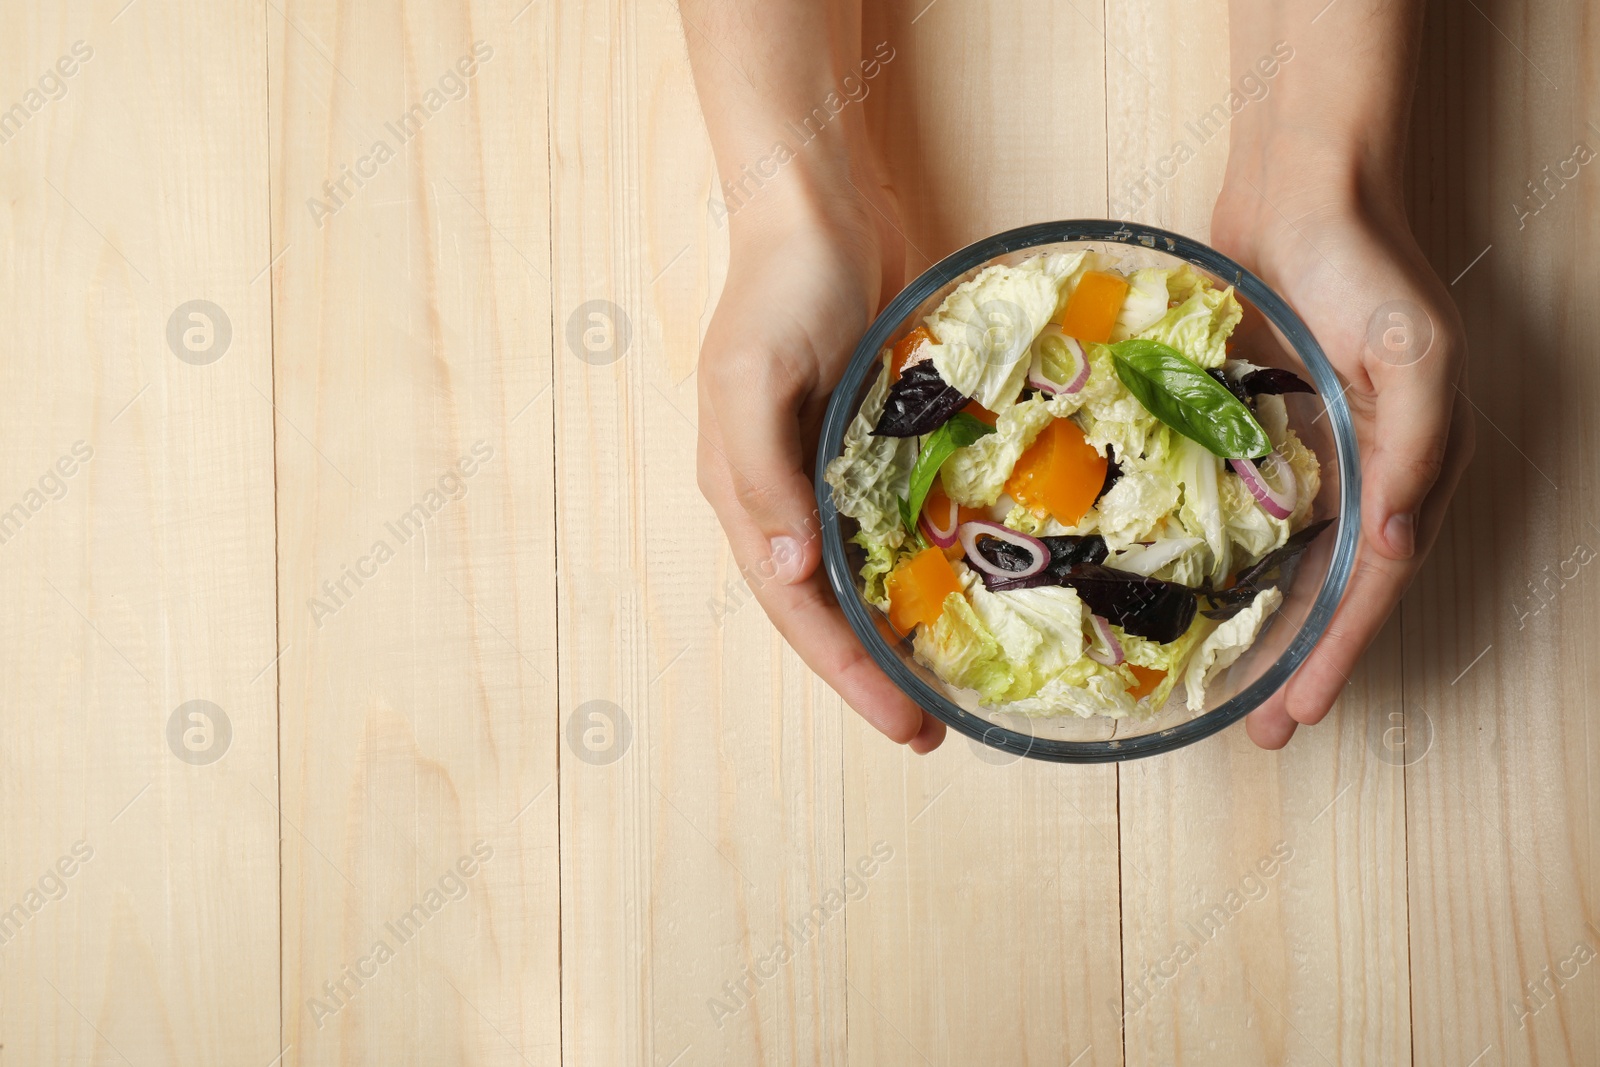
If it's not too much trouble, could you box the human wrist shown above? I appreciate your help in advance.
[1217,0,1422,266]
[1214,124,1408,274]
[698,26,889,226]
[1228,104,1406,195]
[722,114,886,258]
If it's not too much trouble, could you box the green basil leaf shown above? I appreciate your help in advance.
[1108,339,1272,459]
[902,412,996,535]
[897,495,928,549]
[944,411,997,449]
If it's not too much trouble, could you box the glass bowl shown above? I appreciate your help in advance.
[814,221,1360,762]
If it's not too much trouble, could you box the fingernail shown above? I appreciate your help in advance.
[769,536,804,584]
[1384,512,1415,558]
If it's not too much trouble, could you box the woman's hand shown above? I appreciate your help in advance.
[678,0,944,751]
[1212,157,1475,749]
[695,162,947,753]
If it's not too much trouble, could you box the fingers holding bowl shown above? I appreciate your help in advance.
[1246,691,1299,750]
[1280,387,1476,729]
[1360,319,1466,563]
[695,424,940,752]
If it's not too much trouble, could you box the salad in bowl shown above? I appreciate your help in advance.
[823,239,1338,726]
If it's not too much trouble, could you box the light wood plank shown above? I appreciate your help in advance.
[843,3,1125,1064]
[1106,6,1410,1065]
[551,0,854,1063]
[9,0,1599,1056]
[1406,1,1600,1063]
[268,1,561,1063]
[0,2,281,1063]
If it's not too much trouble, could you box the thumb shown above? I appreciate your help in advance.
[699,357,822,586]
[1363,363,1454,561]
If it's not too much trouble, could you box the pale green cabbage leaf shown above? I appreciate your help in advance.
[1072,345,1167,463]
[999,665,1138,719]
[940,394,1055,507]
[1002,504,1076,537]
[822,356,917,546]
[1184,586,1283,713]
[1135,281,1242,369]
[970,581,1088,680]
[926,252,1087,413]
[853,532,912,611]
[1116,612,1211,711]
[1111,267,1174,340]
[1168,435,1230,583]
[913,590,1035,704]
[1093,469,1181,551]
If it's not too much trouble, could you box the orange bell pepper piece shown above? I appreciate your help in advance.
[1127,665,1165,699]
[961,398,999,426]
[886,547,962,634]
[1004,418,1108,527]
[890,326,936,379]
[1059,270,1130,344]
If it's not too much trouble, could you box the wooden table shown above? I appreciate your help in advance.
[2,0,1591,1063]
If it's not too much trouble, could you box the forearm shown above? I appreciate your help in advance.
[679,0,882,234]
[1223,0,1425,199]
[1215,0,1427,268]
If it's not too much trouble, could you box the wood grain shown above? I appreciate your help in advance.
[550,0,852,1063]
[1104,5,1411,1066]
[842,3,1125,1065]
[269,0,560,1062]
[1406,1,1600,1064]
[1,0,1594,1063]
[0,1,281,1063]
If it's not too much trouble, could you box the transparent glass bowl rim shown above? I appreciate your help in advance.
[813,220,1361,763]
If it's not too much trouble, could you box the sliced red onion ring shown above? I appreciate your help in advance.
[1086,614,1124,667]
[959,520,1050,580]
[1230,453,1297,520]
[1027,325,1090,395]
[920,493,961,548]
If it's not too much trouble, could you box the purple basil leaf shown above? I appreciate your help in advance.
[1240,367,1315,397]
[1039,535,1107,580]
[973,536,1040,573]
[982,571,1059,593]
[1094,445,1121,505]
[871,361,969,438]
[1199,587,1261,621]
[1234,517,1335,588]
[1058,564,1198,644]
[1203,518,1335,620]
[1207,369,1252,405]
